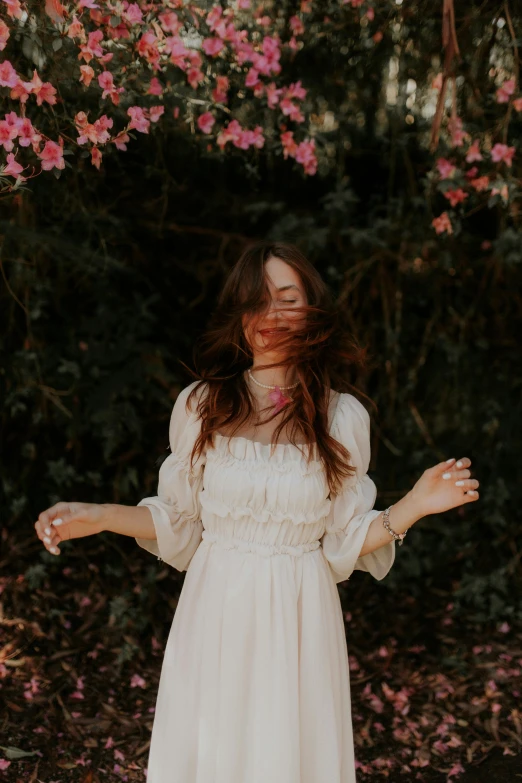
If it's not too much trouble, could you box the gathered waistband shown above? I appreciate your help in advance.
[200,530,321,558]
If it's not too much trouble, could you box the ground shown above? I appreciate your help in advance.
[1,539,520,782]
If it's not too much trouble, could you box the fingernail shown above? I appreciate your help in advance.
[43,536,51,544]
[442,472,452,480]
[455,480,464,486]
[44,527,51,536]
[53,518,63,526]
[50,547,59,554]
[468,490,476,495]
[456,460,463,468]
[446,458,455,464]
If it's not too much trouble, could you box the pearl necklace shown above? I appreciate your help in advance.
[247,368,299,391]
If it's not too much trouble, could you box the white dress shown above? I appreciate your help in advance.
[135,381,396,783]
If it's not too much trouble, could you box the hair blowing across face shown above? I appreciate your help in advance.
[180,240,372,496]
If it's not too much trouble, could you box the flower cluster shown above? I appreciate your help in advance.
[0,0,322,188]
[430,76,519,236]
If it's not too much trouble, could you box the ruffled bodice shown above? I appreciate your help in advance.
[135,381,395,584]
[199,434,330,549]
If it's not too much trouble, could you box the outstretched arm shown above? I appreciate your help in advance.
[35,501,157,556]
[358,455,479,558]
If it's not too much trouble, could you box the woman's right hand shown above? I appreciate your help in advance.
[35,501,107,556]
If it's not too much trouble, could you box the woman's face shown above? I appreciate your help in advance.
[242,256,307,358]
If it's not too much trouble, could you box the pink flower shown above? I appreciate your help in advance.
[280,97,304,122]
[0,20,10,51]
[268,387,292,413]
[149,105,164,123]
[491,143,515,166]
[246,126,265,149]
[202,37,224,57]
[248,36,281,77]
[3,151,25,179]
[137,31,160,69]
[197,111,215,134]
[0,59,18,88]
[27,70,57,106]
[38,139,65,171]
[212,75,229,104]
[513,97,522,112]
[444,188,468,207]
[283,81,307,101]
[436,157,456,179]
[79,30,104,62]
[2,0,23,18]
[122,3,143,24]
[0,759,11,771]
[113,130,130,150]
[206,6,225,36]
[281,130,297,158]
[164,35,189,66]
[18,117,41,148]
[67,16,84,39]
[217,120,241,149]
[147,77,163,96]
[10,77,32,103]
[186,66,205,89]
[127,106,150,133]
[432,212,453,235]
[245,67,261,89]
[91,147,102,169]
[79,65,94,87]
[130,673,147,688]
[96,70,124,104]
[74,111,114,144]
[159,10,182,35]
[466,140,483,162]
[264,82,282,108]
[295,139,317,175]
[289,15,304,35]
[496,78,515,104]
[0,119,17,150]
[469,176,489,192]
[98,71,114,91]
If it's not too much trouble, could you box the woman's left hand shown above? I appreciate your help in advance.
[410,457,480,517]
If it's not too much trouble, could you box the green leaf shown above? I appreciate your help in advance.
[0,745,40,760]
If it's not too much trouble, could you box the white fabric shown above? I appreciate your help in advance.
[135,381,396,783]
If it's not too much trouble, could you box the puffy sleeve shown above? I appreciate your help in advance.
[135,381,206,572]
[321,393,396,584]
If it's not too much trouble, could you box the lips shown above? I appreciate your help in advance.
[259,328,289,335]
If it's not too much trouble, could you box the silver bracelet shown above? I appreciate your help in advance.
[382,505,408,546]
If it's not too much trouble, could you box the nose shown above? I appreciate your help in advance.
[264,300,282,321]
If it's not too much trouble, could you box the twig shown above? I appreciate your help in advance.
[0,247,28,316]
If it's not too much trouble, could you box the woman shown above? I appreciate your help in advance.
[35,241,479,783]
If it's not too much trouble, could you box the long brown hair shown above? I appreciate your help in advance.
[181,240,373,496]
